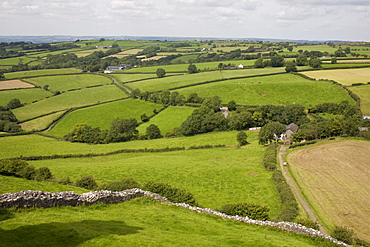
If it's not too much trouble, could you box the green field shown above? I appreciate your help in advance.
[0,199,334,247]
[127,68,286,92]
[48,99,163,138]
[0,88,52,106]
[349,84,370,115]
[0,131,256,160]
[137,106,195,135]
[4,68,82,79]
[29,147,280,211]
[176,73,355,106]
[21,111,67,131]
[25,74,112,92]
[12,85,128,121]
[110,73,157,83]
[0,56,38,66]
[114,40,144,47]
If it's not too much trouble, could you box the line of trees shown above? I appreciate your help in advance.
[0,100,22,133]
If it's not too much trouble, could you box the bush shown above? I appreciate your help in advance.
[262,143,278,171]
[332,225,355,245]
[143,181,198,206]
[75,176,98,190]
[58,177,73,185]
[34,167,53,181]
[296,218,319,230]
[100,178,140,191]
[0,159,29,176]
[218,202,270,220]
[18,165,36,180]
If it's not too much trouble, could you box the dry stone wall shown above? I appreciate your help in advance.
[0,189,351,247]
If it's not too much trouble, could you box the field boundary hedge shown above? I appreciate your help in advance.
[0,189,350,247]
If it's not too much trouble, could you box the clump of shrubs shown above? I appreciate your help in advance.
[75,176,98,190]
[142,181,198,206]
[295,217,319,230]
[0,159,53,181]
[217,202,270,220]
[332,225,355,245]
[263,143,278,171]
[100,178,141,191]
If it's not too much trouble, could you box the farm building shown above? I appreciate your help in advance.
[96,46,112,49]
[283,123,299,143]
[104,64,132,73]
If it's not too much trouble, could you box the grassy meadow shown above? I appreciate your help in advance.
[176,73,355,106]
[48,99,163,138]
[0,199,336,247]
[287,140,370,243]
[24,74,112,92]
[137,106,195,135]
[21,111,67,131]
[3,68,82,79]
[0,131,258,160]
[0,88,52,106]
[349,84,370,115]
[12,85,128,122]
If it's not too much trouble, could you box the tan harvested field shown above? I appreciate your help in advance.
[322,59,370,64]
[301,68,370,85]
[0,80,35,90]
[141,55,166,61]
[287,140,370,242]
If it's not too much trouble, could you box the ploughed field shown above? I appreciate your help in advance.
[287,140,370,242]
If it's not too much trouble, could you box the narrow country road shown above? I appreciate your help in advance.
[278,145,327,234]
[106,74,132,94]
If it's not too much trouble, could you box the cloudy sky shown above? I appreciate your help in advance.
[0,0,369,41]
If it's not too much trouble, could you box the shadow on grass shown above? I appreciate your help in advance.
[0,220,143,247]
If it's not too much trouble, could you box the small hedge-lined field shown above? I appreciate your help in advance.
[127,68,286,92]
[12,85,128,122]
[301,68,370,86]
[0,80,34,90]
[287,140,370,243]
[0,131,258,160]
[347,84,370,115]
[0,88,52,106]
[21,111,67,132]
[3,68,82,80]
[29,147,281,212]
[137,106,195,135]
[48,99,163,138]
[25,74,112,92]
[176,73,355,106]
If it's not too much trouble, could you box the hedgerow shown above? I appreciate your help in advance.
[262,143,278,171]
[217,202,270,220]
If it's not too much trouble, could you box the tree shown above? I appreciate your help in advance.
[254,57,264,68]
[7,98,23,109]
[237,131,248,146]
[0,72,4,80]
[258,122,286,145]
[287,46,293,52]
[131,88,141,98]
[188,64,198,74]
[227,100,237,111]
[309,57,322,69]
[156,68,166,78]
[332,226,354,245]
[296,54,308,66]
[270,55,285,67]
[285,61,297,72]
[34,167,53,181]
[331,57,337,64]
[140,114,149,122]
[146,124,162,139]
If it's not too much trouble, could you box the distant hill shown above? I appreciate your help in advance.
[0,35,351,44]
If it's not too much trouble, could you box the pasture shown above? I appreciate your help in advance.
[0,88,52,106]
[176,74,355,106]
[287,140,370,242]
[29,147,281,212]
[137,106,195,135]
[48,99,162,138]
[25,74,112,92]
[0,80,34,90]
[12,85,128,122]
[349,84,370,115]
[110,73,157,83]
[0,199,333,247]
[4,68,82,80]
[0,131,257,160]
[301,68,370,86]
[127,68,286,92]
[21,111,67,131]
